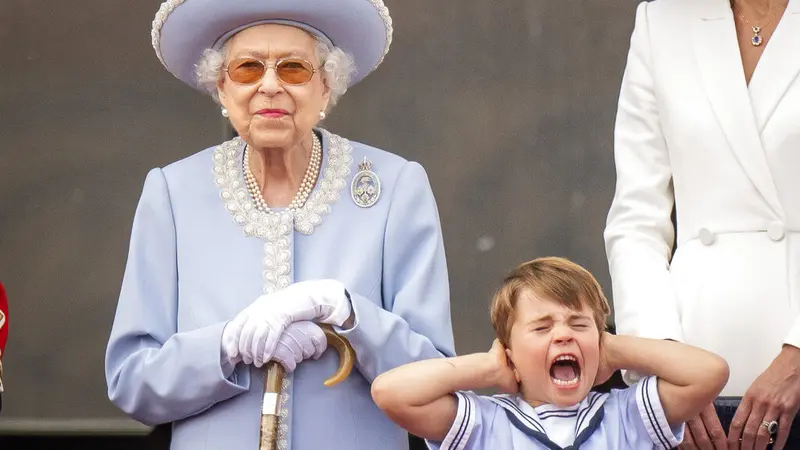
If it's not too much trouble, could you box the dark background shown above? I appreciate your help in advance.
[0,0,638,446]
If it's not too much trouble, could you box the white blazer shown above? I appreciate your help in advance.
[605,0,800,395]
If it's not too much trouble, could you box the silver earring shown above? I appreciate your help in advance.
[319,111,326,120]
[221,107,229,118]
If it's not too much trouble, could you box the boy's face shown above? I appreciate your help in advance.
[506,289,600,407]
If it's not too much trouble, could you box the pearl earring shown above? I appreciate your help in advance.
[221,108,229,118]
[319,111,326,120]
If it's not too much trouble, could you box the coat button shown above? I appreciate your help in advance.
[699,228,715,246]
[767,222,785,242]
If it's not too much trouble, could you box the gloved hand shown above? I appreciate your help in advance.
[271,321,327,372]
[222,279,351,367]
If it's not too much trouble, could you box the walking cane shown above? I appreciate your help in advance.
[259,324,355,450]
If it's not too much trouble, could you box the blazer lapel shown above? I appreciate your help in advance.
[693,1,784,217]
[748,0,800,133]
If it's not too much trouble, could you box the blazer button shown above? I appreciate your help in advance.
[767,222,785,242]
[699,228,715,246]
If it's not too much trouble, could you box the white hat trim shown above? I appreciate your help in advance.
[151,0,393,73]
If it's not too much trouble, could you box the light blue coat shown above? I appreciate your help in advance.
[104,129,455,449]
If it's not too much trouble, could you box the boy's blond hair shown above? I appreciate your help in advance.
[490,257,610,347]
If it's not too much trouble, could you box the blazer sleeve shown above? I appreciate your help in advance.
[604,2,683,365]
[104,168,249,426]
[334,161,456,382]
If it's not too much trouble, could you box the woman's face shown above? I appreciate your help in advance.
[217,24,330,149]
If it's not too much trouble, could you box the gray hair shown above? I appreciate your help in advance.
[195,37,356,112]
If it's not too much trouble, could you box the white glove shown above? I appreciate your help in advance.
[222,279,351,367]
[271,321,327,373]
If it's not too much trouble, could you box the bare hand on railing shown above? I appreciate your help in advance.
[728,345,800,450]
[678,402,727,450]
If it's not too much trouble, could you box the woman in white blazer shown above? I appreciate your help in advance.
[604,0,799,449]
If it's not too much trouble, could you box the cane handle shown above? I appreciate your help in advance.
[321,324,355,387]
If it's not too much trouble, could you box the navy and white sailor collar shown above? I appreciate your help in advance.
[489,391,609,450]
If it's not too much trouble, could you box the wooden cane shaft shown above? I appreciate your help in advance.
[259,362,285,450]
[259,415,279,450]
[265,362,285,395]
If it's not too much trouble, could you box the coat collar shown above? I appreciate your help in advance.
[692,0,798,218]
[748,0,800,132]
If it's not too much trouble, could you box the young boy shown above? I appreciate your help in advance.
[372,257,729,449]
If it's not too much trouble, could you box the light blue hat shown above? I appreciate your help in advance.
[150,0,393,90]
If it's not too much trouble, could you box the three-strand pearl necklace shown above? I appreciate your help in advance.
[243,132,322,212]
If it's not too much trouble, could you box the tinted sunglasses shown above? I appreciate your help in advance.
[224,57,317,86]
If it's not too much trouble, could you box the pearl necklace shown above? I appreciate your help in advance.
[243,133,322,212]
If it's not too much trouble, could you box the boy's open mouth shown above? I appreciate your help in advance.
[549,354,581,387]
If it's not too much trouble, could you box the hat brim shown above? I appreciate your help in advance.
[152,0,392,91]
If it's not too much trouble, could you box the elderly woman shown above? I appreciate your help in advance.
[605,0,799,449]
[103,1,455,449]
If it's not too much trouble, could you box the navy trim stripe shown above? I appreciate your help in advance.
[574,392,593,432]
[576,392,604,433]
[449,392,471,450]
[493,397,546,434]
[572,406,606,449]
[504,411,564,450]
[537,404,580,420]
[539,411,579,420]
[494,397,543,432]
[536,406,579,415]
[645,377,671,448]
[642,377,670,449]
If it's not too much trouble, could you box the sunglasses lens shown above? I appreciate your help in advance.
[276,59,314,85]
[228,58,265,84]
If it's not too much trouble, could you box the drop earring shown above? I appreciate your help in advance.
[221,107,229,118]
[319,111,326,121]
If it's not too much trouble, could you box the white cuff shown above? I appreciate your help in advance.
[783,317,800,349]
[636,376,683,449]
[323,289,352,327]
[438,391,476,450]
